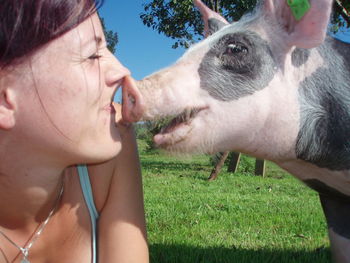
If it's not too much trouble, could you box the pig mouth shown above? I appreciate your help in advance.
[154,107,207,147]
[160,108,202,133]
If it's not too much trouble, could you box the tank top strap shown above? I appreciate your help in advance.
[77,164,98,263]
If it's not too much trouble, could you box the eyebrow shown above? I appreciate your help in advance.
[82,36,103,49]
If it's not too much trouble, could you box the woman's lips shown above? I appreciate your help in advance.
[103,103,116,113]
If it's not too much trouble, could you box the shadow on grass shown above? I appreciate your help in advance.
[141,160,210,173]
[150,244,331,263]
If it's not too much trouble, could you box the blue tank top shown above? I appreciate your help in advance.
[77,165,98,263]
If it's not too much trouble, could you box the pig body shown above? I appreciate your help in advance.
[122,0,350,261]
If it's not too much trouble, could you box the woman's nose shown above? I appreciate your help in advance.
[122,76,144,123]
[105,55,131,87]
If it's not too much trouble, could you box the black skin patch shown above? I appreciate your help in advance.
[291,48,310,68]
[296,38,350,171]
[304,179,350,202]
[332,38,350,73]
[208,18,226,36]
[296,83,350,170]
[198,31,277,101]
[319,194,350,239]
[305,179,350,240]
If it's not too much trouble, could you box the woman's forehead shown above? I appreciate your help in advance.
[25,13,104,70]
[58,13,104,50]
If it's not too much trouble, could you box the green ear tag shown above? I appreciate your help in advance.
[287,0,311,21]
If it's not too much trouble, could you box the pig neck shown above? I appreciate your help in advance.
[293,38,350,171]
[273,38,350,196]
[248,37,350,169]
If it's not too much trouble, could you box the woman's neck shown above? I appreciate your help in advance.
[0,155,67,232]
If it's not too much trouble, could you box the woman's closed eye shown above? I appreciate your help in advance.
[88,53,102,60]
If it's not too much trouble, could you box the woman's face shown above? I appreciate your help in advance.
[11,13,128,165]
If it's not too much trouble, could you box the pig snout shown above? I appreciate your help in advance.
[136,66,202,122]
[121,76,144,123]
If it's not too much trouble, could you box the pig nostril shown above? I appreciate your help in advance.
[128,94,136,104]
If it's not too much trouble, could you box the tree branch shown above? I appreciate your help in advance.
[335,0,350,26]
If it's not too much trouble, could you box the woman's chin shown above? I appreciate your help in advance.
[77,140,122,165]
[100,141,122,161]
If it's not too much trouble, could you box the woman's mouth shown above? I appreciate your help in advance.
[103,103,116,114]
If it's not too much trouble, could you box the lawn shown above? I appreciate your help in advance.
[138,140,331,263]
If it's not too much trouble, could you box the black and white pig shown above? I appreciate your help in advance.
[122,0,350,261]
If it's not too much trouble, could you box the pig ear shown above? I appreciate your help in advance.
[264,0,333,48]
[194,0,229,37]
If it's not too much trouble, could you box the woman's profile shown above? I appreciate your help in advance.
[0,1,148,262]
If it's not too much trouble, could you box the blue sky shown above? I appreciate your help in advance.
[99,1,350,102]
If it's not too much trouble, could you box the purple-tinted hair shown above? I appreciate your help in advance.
[0,0,103,68]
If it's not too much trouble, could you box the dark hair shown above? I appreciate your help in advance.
[0,0,103,68]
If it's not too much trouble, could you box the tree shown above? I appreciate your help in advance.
[140,0,257,48]
[140,0,350,49]
[331,0,350,32]
[100,17,119,54]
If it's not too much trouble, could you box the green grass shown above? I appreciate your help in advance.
[138,140,331,263]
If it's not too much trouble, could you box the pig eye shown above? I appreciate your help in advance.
[224,43,248,55]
